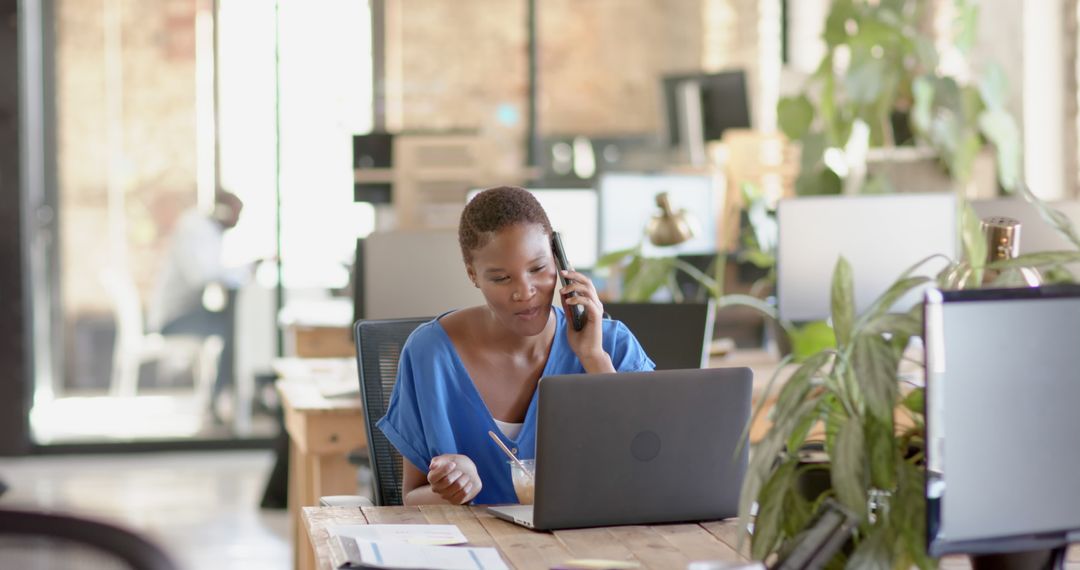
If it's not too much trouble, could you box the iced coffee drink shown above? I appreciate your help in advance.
[509,459,535,505]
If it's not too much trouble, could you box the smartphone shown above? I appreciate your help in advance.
[551,231,586,331]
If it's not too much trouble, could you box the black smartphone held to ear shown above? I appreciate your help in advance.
[551,231,586,331]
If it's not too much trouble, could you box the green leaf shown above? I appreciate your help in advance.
[831,257,855,349]
[902,387,924,415]
[624,258,673,301]
[987,250,1080,270]
[1021,185,1080,249]
[799,132,828,173]
[830,416,867,518]
[978,108,1021,191]
[788,321,838,362]
[861,313,921,337]
[855,276,931,330]
[773,351,833,425]
[960,201,988,280]
[845,58,887,104]
[751,459,798,560]
[911,76,934,133]
[954,1,979,54]
[977,61,1008,110]
[778,96,815,140]
[866,414,896,490]
[847,524,892,570]
[795,166,844,196]
[738,395,824,550]
[594,246,638,268]
[852,334,900,425]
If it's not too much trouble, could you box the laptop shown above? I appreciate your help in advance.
[487,367,752,531]
[604,301,716,369]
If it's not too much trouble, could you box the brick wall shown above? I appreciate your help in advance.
[392,0,770,138]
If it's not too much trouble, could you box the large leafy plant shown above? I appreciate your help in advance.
[739,194,1080,567]
[778,0,1020,196]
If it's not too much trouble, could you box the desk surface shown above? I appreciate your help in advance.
[303,505,750,570]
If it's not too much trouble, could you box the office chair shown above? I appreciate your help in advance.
[0,507,179,570]
[99,268,222,407]
[353,317,430,506]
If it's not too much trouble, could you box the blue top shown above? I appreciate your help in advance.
[376,305,655,505]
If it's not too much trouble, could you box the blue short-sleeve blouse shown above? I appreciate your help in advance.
[376,305,655,505]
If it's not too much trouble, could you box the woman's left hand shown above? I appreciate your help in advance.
[558,269,614,373]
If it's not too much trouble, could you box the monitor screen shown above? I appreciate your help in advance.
[598,172,720,258]
[924,285,1080,556]
[776,193,957,322]
[467,188,599,268]
[662,70,751,149]
[362,229,483,319]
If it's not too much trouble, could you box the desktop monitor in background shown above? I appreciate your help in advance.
[467,188,599,269]
[604,301,715,370]
[598,172,721,258]
[776,193,957,323]
[662,70,751,157]
[362,229,483,319]
[924,285,1080,560]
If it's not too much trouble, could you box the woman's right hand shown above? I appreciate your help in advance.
[427,454,482,504]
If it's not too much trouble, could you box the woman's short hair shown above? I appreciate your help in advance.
[459,186,552,264]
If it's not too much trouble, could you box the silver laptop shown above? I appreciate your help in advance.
[487,367,752,531]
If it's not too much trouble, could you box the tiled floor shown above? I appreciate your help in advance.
[0,450,290,570]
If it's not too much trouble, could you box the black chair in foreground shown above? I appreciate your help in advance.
[0,507,179,570]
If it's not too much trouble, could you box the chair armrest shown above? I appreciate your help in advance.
[319,495,374,508]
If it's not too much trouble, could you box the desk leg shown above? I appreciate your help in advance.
[289,438,316,570]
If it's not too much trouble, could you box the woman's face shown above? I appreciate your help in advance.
[466,222,557,337]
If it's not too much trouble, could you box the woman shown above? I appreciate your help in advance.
[377,186,655,505]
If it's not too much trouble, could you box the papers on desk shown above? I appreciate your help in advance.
[326,524,508,570]
[327,524,467,546]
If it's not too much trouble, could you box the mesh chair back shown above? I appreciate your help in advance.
[0,508,179,570]
[354,317,431,506]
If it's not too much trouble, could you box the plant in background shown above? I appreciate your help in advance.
[777,0,1020,196]
[739,195,1080,567]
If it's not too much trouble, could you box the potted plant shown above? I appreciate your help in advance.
[777,0,1020,196]
[738,195,1080,567]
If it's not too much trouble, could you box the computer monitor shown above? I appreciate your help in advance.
[924,285,1080,557]
[361,229,483,319]
[603,301,715,369]
[776,193,957,322]
[662,70,751,150]
[598,172,721,258]
[467,188,599,268]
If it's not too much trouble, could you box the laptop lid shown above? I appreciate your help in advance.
[603,302,716,369]
[530,367,752,530]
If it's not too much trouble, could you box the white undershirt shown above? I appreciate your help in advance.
[493,419,523,440]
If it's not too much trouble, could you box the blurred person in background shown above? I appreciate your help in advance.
[148,190,251,424]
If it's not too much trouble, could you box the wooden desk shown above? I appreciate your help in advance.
[303,506,750,570]
[278,380,367,570]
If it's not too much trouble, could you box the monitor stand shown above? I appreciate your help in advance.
[970,547,1067,570]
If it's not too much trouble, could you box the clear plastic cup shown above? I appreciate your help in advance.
[509,459,536,504]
